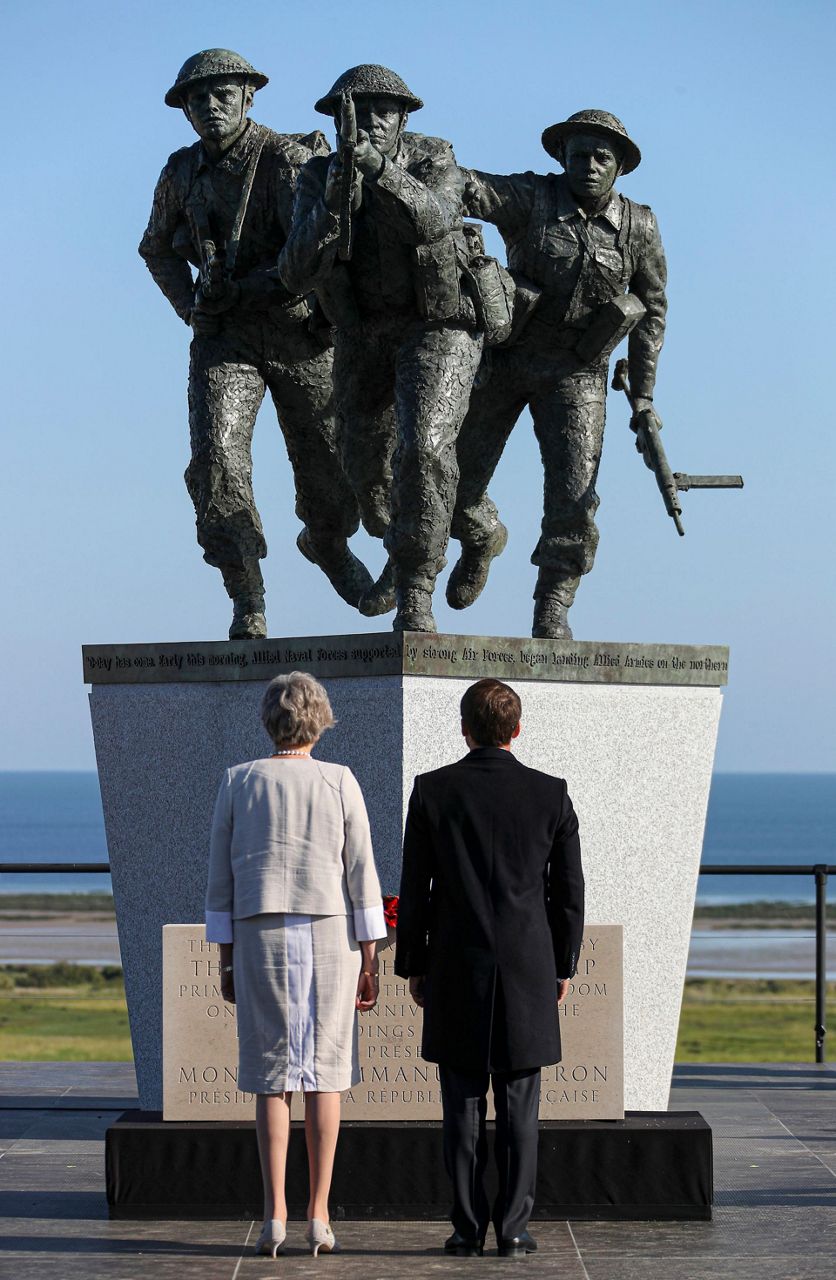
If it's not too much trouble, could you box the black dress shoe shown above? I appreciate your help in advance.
[444,1231,484,1257]
[497,1230,538,1257]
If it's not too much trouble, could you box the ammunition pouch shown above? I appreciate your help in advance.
[505,272,542,346]
[460,254,516,347]
[573,293,646,366]
[413,237,462,322]
[459,224,539,348]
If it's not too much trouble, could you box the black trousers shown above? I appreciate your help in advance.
[439,1065,540,1242]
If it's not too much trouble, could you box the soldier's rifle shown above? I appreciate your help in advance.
[611,357,743,536]
[337,90,357,262]
[195,135,265,305]
[198,238,226,301]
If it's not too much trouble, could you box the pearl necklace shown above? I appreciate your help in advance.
[271,750,311,758]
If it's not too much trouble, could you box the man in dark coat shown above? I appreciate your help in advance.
[395,678,584,1257]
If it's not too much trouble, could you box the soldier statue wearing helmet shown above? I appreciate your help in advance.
[448,109,668,639]
[140,50,372,638]
[279,64,485,633]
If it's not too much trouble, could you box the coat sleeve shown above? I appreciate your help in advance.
[394,777,434,977]
[546,782,585,978]
[340,768,386,941]
[461,169,536,236]
[205,770,234,943]
[276,159,341,295]
[138,155,196,324]
[627,207,668,400]
[369,141,464,245]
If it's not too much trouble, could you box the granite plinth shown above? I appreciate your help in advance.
[106,1111,713,1220]
[85,631,725,1112]
[83,631,729,687]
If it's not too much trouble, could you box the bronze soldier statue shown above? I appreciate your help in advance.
[449,110,667,638]
[279,65,484,632]
[139,49,372,638]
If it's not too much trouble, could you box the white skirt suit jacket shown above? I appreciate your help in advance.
[205,757,387,1093]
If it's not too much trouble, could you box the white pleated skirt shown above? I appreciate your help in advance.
[233,912,361,1094]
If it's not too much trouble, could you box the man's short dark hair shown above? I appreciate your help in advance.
[460,678,522,746]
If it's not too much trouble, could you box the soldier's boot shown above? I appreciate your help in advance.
[531,570,579,641]
[222,562,267,640]
[393,568,437,633]
[446,520,508,610]
[358,558,397,617]
[393,587,437,633]
[296,529,374,609]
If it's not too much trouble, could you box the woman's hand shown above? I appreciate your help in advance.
[356,958,379,1011]
[356,939,379,1009]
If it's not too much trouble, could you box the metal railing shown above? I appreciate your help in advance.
[1,861,833,1062]
[0,863,110,874]
[699,864,833,1063]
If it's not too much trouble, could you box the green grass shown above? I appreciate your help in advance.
[693,901,836,927]
[0,972,831,1064]
[0,962,123,990]
[0,893,114,918]
[0,966,131,1061]
[0,986,132,1061]
[675,979,835,1062]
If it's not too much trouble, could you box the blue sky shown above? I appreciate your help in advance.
[2,0,834,771]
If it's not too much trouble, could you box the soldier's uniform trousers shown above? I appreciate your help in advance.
[452,329,608,586]
[331,314,482,586]
[186,306,360,572]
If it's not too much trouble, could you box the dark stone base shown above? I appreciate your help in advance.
[106,1111,712,1221]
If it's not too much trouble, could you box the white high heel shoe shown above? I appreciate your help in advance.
[255,1219,287,1257]
[306,1218,338,1257]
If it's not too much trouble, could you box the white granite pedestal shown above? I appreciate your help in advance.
[84,631,727,1112]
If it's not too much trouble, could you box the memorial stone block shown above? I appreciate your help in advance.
[90,631,721,1111]
[162,925,255,1120]
[162,924,623,1122]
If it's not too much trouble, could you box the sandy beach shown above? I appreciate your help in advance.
[0,914,120,965]
[687,929,835,980]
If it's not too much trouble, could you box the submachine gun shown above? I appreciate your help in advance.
[337,89,357,261]
[193,133,266,305]
[611,358,743,535]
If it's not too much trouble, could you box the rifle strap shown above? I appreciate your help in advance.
[226,128,266,276]
[616,194,632,255]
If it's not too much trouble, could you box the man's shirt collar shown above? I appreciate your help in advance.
[466,745,518,761]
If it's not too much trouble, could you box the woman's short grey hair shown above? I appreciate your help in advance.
[260,672,336,747]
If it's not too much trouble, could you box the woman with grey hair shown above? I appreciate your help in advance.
[205,671,386,1257]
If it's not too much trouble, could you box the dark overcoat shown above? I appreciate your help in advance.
[394,747,584,1074]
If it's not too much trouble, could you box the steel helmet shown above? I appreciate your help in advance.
[314,64,422,115]
[165,49,268,108]
[541,109,641,174]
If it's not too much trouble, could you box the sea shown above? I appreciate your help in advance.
[0,771,834,976]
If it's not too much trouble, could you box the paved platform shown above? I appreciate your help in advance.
[1,1061,834,1278]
